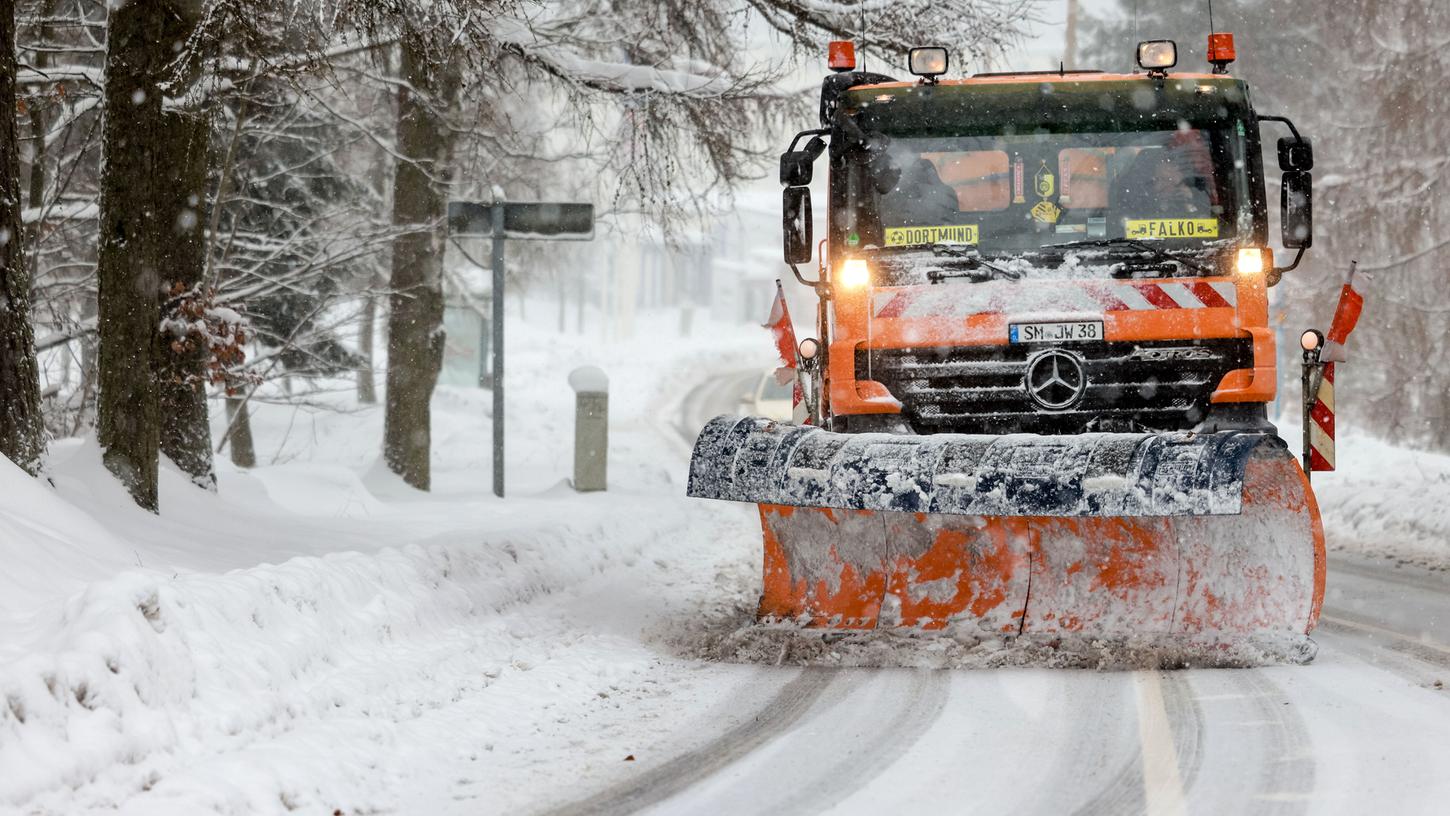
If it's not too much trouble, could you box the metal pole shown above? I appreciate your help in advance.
[478,313,490,388]
[491,204,506,498]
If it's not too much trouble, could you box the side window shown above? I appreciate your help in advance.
[922,150,1010,212]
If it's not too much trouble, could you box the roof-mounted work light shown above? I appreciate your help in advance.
[908,47,949,82]
[1136,40,1177,76]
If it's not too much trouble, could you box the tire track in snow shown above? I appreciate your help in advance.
[1225,671,1315,812]
[673,370,758,445]
[1319,616,1450,668]
[538,668,839,816]
[1070,672,1202,816]
[1161,673,1206,797]
[762,668,950,815]
[1313,621,1450,693]
[1036,673,1141,816]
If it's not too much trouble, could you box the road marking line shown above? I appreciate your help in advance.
[1134,671,1187,816]
[1320,614,1450,657]
[1254,792,1315,802]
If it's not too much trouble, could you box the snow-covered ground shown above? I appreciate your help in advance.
[0,312,774,813]
[4,305,1450,814]
[1293,430,1450,571]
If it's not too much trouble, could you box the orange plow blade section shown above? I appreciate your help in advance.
[755,453,1324,642]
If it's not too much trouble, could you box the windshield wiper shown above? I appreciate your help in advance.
[925,244,1022,283]
[1045,238,1215,276]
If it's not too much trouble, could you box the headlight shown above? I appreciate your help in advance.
[839,259,871,289]
[1235,247,1268,276]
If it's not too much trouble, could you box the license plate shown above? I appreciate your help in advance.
[1009,320,1104,343]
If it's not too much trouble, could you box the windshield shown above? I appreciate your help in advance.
[835,106,1258,279]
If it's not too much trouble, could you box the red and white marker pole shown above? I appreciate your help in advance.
[1301,261,1366,480]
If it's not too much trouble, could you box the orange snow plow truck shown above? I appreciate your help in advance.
[689,38,1331,661]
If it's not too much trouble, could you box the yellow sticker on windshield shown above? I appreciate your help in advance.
[1125,218,1219,239]
[884,224,979,246]
[1031,200,1062,224]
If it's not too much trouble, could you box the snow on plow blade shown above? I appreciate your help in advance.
[688,416,1325,647]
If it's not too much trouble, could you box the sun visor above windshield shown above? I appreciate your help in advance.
[846,77,1251,137]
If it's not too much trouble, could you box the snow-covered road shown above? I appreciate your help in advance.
[518,371,1450,816]
[5,355,1448,815]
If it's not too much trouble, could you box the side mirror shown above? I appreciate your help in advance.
[1282,170,1313,249]
[779,136,826,187]
[1277,136,1313,171]
[783,187,813,265]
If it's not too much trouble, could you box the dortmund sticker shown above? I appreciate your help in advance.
[1125,218,1219,239]
[1034,160,1055,199]
[1031,200,1062,224]
[884,224,979,247]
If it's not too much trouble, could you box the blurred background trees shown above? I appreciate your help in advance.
[4,0,1037,505]
[13,0,1446,504]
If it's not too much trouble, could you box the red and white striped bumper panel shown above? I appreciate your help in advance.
[871,280,1237,319]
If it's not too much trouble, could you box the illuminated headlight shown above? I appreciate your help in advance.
[1300,329,1324,352]
[798,337,820,360]
[1136,40,1177,71]
[839,259,871,289]
[1235,247,1267,276]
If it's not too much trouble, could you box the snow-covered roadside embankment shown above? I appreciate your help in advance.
[0,316,772,810]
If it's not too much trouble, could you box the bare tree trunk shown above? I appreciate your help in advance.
[72,292,98,436]
[157,110,215,489]
[358,289,377,404]
[576,270,585,334]
[383,38,459,490]
[1064,0,1079,70]
[224,396,256,468]
[0,1,46,475]
[97,0,169,510]
[24,1,50,289]
[26,5,49,213]
[557,271,566,333]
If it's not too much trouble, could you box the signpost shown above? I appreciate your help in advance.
[448,200,595,498]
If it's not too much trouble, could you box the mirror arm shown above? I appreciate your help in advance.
[1258,114,1302,142]
[789,239,832,294]
[1269,246,1307,285]
[789,264,831,295]
[787,128,830,153]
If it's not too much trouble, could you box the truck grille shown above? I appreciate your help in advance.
[855,339,1253,434]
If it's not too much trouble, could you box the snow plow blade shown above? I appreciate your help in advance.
[688,416,1325,650]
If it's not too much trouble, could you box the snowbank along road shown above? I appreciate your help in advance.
[3,342,1448,815]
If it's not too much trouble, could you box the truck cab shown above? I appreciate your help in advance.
[782,39,1315,437]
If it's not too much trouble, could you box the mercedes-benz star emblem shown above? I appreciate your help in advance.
[1025,349,1088,411]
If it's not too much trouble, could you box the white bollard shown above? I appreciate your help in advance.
[568,366,609,492]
